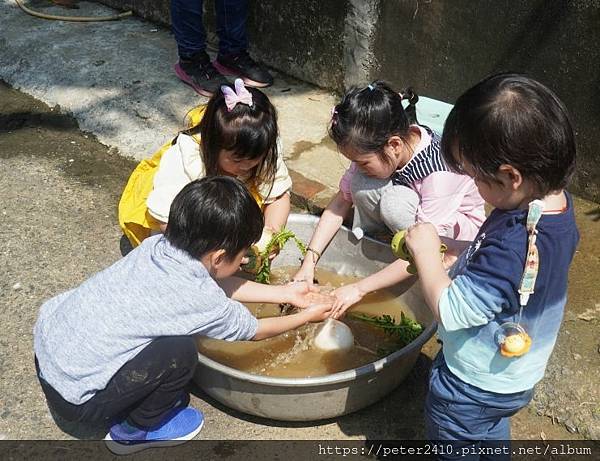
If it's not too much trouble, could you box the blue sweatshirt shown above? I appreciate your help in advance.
[438,193,579,393]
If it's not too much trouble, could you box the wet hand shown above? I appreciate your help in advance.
[285,281,321,308]
[330,284,365,319]
[303,299,334,322]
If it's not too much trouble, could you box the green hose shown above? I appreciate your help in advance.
[15,0,132,22]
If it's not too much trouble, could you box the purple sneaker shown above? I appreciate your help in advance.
[104,406,204,455]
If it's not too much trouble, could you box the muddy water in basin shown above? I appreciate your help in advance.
[196,266,421,378]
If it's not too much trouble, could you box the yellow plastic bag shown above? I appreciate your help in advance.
[118,105,263,247]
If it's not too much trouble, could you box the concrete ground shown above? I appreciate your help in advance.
[1,0,598,445]
[0,0,345,210]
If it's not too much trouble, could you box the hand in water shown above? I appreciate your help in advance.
[285,281,321,308]
[330,283,365,319]
[303,299,335,322]
[305,291,335,307]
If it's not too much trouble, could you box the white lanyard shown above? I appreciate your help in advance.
[516,199,545,324]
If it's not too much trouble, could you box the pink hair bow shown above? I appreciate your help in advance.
[221,78,253,111]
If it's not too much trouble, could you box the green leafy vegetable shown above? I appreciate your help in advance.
[348,312,424,354]
[254,229,306,284]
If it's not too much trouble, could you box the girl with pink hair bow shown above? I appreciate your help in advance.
[119,79,292,258]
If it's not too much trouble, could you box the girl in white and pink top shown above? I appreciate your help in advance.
[294,81,485,316]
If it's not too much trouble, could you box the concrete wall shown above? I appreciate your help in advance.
[372,0,600,202]
[99,0,171,25]
[97,0,599,201]
[205,0,349,89]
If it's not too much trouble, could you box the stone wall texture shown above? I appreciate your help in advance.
[97,0,600,201]
[372,0,600,202]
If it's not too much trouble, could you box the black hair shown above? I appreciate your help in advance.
[165,176,264,261]
[184,84,278,195]
[329,80,419,164]
[441,72,576,195]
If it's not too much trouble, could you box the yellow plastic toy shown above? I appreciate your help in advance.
[500,332,532,357]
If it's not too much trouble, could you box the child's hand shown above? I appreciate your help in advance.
[265,227,281,261]
[284,281,320,308]
[267,247,280,261]
[439,237,472,269]
[442,251,459,269]
[305,291,335,306]
[330,283,365,319]
[405,223,441,260]
[303,300,334,322]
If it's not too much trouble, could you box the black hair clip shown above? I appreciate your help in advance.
[400,87,418,105]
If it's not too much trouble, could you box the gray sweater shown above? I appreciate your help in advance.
[34,235,258,404]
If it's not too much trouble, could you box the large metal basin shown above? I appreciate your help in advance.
[194,213,437,421]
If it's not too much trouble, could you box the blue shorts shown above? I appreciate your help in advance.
[425,352,533,460]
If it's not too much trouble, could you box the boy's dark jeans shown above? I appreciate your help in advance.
[35,336,198,429]
[425,352,533,461]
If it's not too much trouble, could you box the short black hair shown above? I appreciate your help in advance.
[165,177,263,260]
[441,72,576,195]
[329,80,418,164]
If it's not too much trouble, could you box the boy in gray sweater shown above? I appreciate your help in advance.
[34,176,331,454]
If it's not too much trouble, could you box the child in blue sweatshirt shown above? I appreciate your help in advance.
[405,73,579,458]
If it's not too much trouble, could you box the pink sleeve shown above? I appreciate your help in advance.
[338,162,357,203]
[415,172,483,239]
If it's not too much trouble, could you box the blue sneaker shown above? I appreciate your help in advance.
[104,406,204,455]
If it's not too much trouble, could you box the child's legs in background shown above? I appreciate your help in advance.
[425,352,533,461]
[171,0,206,59]
[36,336,198,428]
[351,171,419,235]
[215,0,249,56]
